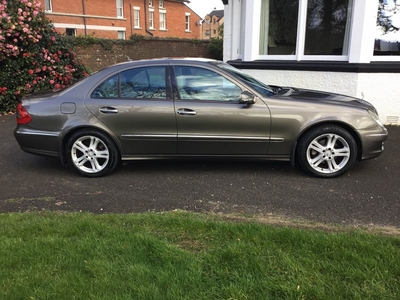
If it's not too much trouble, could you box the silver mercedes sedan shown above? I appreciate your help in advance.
[14,58,388,178]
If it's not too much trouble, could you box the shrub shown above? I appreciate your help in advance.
[0,0,88,113]
[208,38,223,60]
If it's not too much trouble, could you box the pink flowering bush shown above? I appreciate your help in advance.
[0,0,88,112]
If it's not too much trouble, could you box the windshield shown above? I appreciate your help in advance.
[216,63,275,97]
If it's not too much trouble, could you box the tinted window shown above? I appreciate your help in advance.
[92,75,119,98]
[174,66,242,101]
[121,67,166,99]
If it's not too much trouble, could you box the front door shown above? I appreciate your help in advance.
[172,65,270,155]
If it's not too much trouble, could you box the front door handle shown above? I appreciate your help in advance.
[99,107,119,114]
[177,108,197,116]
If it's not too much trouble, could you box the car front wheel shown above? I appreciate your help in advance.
[66,130,120,177]
[297,125,357,178]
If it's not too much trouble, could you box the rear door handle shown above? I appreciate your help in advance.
[177,108,197,116]
[99,107,119,114]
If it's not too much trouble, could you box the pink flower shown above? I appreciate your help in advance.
[50,80,54,84]
[28,69,34,75]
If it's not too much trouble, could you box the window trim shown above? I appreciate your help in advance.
[159,11,167,30]
[116,0,124,18]
[118,31,126,40]
[133,6,141,29]
[185,13,190,32]
[159,0,164,8]
[149,9,155,29]
[255,0,352,61]
[44,0,52,12]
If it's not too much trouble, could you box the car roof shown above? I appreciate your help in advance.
[112,57,218,68]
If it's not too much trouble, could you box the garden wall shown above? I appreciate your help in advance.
[74,38,211,73]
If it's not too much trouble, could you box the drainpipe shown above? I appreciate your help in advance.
[81,0,87,36]
[144,0,153,36]
[130,4,133,36]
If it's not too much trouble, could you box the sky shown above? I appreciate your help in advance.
[185,0,225,19]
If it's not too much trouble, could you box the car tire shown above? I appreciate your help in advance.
[297,125,357,178]
[66,129,120,177]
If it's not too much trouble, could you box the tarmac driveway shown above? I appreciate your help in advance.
[1,115,399,227]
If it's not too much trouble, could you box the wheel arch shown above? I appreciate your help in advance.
[291,121,362,166]
[60,126,122,166]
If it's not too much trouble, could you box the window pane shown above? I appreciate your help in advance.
[174,66,242,101]
[121,67,166,99]
[259,0,299,55]
[305,0,352,55]
[92,75,119,98]
[375,0,400,55]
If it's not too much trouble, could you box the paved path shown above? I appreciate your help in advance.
[1,115,399,227]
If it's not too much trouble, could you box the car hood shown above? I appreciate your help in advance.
[274,87,376,111]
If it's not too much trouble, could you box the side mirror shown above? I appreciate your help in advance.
[239,91,256,105]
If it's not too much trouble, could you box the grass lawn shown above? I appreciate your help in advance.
[0,212,399,299]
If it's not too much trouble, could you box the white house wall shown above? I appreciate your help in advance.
[241,69,400,125]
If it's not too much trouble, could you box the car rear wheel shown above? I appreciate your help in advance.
[66,130,120,177]
[297,125,357,178]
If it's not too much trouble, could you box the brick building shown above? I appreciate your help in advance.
[201,9,224,40]
[39,0,202,39]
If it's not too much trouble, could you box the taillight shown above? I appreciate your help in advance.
[16,103,32,124]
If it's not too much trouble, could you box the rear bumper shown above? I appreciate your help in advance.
[360,126,388,160]
[14,127,61,158]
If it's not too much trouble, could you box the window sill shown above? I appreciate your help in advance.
[227,60,400,73]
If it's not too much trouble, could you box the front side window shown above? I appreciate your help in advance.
[174,66,242,101]
[120,67,167,99]
[160,12,166,30]
[259,0,353,58]
[375,0,400,56]
[116,0,123,18]
[134,7,140,28]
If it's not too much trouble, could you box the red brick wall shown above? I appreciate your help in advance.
[38,0,201,39]
[75,38,211,72]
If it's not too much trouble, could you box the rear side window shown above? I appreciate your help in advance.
[121,67,166,99]
[92,75,119,98]
[91,66,167,99]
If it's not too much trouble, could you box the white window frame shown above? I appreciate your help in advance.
[185,13,190,32]
[235,0,357,62]
[118,31,126,39]
[45,0,52,12]
[159,0,164,8]
[149,9,155,29]
[255,0,353,62]
[149,0,153,7]
[116,0,124,18]
[134,7,141,29]
[160,11,167,30]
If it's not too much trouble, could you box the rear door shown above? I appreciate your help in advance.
[85,65,177,155]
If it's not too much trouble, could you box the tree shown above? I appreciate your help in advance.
[0,0,88,112]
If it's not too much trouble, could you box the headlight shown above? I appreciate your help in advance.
[368,110,384,127]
